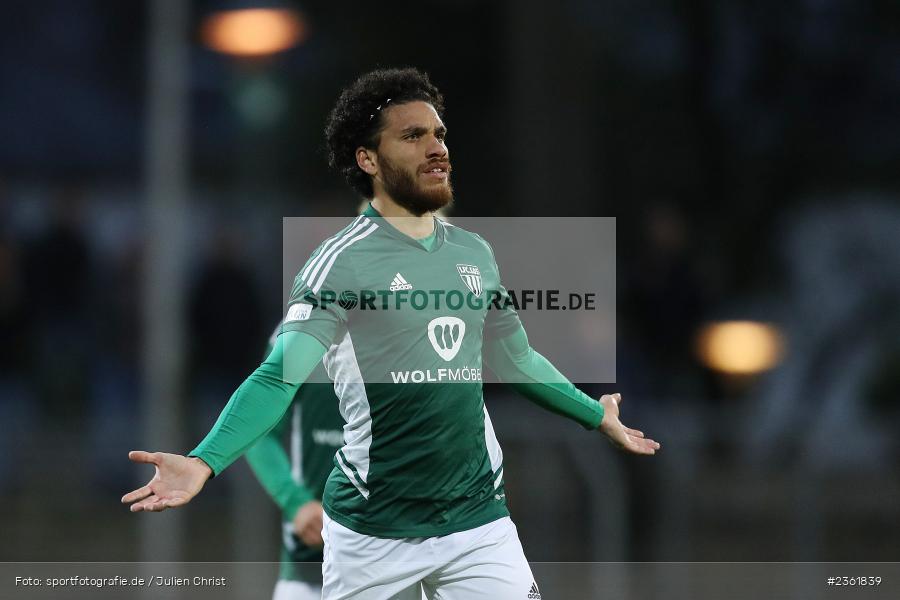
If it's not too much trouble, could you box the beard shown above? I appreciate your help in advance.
[379,154,453,217]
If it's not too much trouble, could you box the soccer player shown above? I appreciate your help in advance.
[123,68,660,599]
[244,323,345,600]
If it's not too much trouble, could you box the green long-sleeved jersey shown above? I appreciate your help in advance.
[192,205,604,538]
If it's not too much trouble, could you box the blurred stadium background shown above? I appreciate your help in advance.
[1,0,898,593]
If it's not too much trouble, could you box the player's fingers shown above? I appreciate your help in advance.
[628,442,655,455]
[623,434,650,454]
[145,499,169,512]
[130,494,159,512]
[128,450,159,465]
[613,393,622,405]
[624,427,644,438]
[629,436,660,454]
[122,485,152,504]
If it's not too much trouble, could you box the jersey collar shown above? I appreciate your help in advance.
[363,202,446,252]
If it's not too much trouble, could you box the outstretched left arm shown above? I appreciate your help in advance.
[483,325,660,455]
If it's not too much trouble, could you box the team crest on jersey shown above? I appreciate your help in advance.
[456,264,482,296]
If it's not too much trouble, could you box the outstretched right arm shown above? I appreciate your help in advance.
[125,230,356,513]
[122,330,327,512]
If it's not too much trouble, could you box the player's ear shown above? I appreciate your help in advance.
[356,147,377,176]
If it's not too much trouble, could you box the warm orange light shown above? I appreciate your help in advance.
[695,321,785,375]
[201,9,307,57]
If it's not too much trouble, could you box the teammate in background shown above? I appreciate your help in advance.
[124,68,660,599]
[244,324,344,600]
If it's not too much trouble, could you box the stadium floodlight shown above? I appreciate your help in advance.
[200,5,308,57]
[695,320,785,375]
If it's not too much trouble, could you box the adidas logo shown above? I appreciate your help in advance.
[527,582,542,599]
[389,273,413,291]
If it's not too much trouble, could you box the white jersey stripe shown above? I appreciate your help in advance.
[311,221,378,293]
[483,406,504,487]
[301,216,366,282]
[303,217,369,286]
[300,215,363,281]
[324,331,373,493]
[336,451,369,500]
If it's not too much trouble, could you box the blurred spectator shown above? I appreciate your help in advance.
[0,236,28,377]
[0,234,34,490]
[620,202,710,399]
[188,226,264,433]
[88,238,143,490]
[22,187,93,423]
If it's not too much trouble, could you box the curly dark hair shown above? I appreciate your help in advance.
[325,67,445,199]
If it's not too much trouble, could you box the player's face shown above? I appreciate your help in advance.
[374,101,452,216]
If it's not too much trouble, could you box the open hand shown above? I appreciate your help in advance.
[599,394,661,455]
[121,451,212,512]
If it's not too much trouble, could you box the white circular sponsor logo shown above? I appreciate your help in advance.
[427,316,466,361]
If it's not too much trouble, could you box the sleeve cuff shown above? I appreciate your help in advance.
[584,399,605,430]
[279,322,335,350]
[188,449,222,478]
